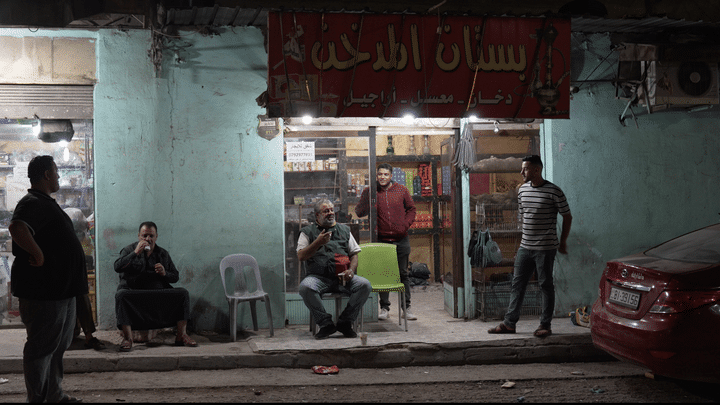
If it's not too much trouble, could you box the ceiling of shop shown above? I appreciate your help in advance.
[1,0,719,40]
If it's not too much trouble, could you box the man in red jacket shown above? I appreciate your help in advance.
[355,163,417,320]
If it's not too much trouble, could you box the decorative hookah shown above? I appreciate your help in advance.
[409,135,416,155]
[422,135,431,155]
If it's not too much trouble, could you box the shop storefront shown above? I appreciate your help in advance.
[267,11,570,319]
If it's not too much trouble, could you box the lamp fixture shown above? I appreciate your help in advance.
[37,119,74,143]
[493,121,500,133]
[301,115,313,125]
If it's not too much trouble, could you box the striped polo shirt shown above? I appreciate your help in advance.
[518,180,571,250]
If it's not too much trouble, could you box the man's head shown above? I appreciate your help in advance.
[28,155,60,193]
[138,221,158,250]
[521,155,544,184]
[314,199,336,228]
[376,163,393,189]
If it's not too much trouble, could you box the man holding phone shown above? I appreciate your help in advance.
[297,199,371,339]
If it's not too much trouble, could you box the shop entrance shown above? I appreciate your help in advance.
[281,118,457,324]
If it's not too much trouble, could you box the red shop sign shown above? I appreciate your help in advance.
[267,12,571,119]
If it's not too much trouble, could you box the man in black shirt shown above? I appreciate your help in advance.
[10,155,87,403]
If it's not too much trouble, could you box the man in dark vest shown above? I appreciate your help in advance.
[297,199,371,339]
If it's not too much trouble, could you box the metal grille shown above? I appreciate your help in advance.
[476,281,542,320]
[0,85,94,119]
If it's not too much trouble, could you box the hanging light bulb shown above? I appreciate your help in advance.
[63,147,70,162]
[402,114,415,126]
[493,121,500,133]
[302,115,313,125]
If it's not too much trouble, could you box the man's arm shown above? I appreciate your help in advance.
[558,212,572,255]
[8,220,43,266]
[404,188,416,228]
[297,229,331,262]
[354,187,370,218]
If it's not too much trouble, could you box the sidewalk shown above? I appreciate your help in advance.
[0,284,608,374]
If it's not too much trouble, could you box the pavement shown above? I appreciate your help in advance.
[0,284,609,374]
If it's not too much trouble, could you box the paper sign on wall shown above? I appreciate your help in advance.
[286,141,315,162]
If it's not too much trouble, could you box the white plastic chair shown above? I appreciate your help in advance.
[220,254,274,340]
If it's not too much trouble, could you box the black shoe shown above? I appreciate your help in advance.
[83,337,106,351]
[336,321,357,338]
[315,323,337,339]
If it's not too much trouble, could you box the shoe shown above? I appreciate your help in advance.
[378,308,389,320]
[83,337,106,351]
[487,323,516,334]
[402,307,417,321]
[336,321,357,338]
[58,395,82,403]
[534,325,552,338]
[314,323,337,339]
[174,334,198,347]
[119,338,133,352]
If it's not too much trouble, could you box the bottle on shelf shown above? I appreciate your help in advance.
[386,136,394,155]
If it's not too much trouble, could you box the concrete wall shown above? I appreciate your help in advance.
[543,33,720,314]
[91,28,284,331]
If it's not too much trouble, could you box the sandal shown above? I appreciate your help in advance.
[119,338,133,352]
[487,323,516,334]
[534,326,552,338]
[174,334,198,347]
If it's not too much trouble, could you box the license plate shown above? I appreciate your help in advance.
[608,287,641,309]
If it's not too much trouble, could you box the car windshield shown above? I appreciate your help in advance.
[645,225,720,264]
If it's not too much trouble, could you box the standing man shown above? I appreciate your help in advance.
[9,155,87,403]
[298,199,372,339]
[488,155,572,338]
[355,163,417,321]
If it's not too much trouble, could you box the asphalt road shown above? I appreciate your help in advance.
[1,362,719,402]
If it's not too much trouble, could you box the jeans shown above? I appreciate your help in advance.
[378,236,411,311]
[19,297,76,403]
[503,248,557,329]
[299,274,372,327]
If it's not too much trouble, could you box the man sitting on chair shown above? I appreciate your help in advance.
[297,199,371,339]
[114,221,197,351]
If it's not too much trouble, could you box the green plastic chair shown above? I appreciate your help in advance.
[356,242,408,332]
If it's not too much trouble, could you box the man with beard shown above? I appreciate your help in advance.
[297,199,371,339]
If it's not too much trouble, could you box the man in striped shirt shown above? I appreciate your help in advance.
[488,155,572,338]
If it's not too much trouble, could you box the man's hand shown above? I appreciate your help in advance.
[135,240,151,255]
[28,251,44,267]
[338,269,355,285]
[154,263,166,276]
[558,240,568,255]
[317,229,332,246]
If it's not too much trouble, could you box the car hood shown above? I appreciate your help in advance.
[611,253,713,274]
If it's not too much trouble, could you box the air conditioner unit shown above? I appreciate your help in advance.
[644,61,719,106]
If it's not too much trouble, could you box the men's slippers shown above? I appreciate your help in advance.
[487,323,516,334]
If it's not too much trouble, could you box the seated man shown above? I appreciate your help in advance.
[297,199,371,339]
[114,221,197,351]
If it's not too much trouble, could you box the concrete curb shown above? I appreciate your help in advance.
[0,334,611,374]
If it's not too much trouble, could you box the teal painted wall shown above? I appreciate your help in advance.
[544,33,720,315]
[92,28,284,331]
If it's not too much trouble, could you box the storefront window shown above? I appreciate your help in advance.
[0,119,95,326]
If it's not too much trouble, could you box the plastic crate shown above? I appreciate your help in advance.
[476,281,542,321]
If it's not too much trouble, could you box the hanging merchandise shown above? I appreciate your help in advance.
[452,124,477,170]
[386,135,395,155]
[467,229,503,268]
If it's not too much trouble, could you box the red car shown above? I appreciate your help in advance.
[590,223,720,383]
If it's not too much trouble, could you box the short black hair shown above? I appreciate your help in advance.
[138,221,158,233]
[377,163,393,172]
[27,155,55,184]
[522,155,543,168]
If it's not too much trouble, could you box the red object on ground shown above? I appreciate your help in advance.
[312,365,340,374]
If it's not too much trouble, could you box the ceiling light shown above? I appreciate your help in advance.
[493,121,500,133]
[37,119,74,143]
[402,114,415,126]
[302,115,313,125]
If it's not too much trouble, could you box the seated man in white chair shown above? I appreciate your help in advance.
[297,199,371,339]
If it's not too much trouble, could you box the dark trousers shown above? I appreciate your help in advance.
[503,247,557,328]
[19,297,76,403]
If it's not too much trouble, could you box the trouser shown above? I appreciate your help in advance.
[378,236,411,310]
[19,297,76,403]
[74,294,96,337]
[299,274,372,327]
[503,247,557,329]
